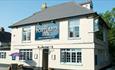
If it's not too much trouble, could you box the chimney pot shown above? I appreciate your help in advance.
[41,3,47,10]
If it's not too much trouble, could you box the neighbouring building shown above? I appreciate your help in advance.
[7,1,110,70]
[0,27,11,60]
[0,27,11,50]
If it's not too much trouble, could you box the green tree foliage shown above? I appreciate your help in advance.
[101,8,115,64]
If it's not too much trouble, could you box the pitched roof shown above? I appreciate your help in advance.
[9,2,95,28]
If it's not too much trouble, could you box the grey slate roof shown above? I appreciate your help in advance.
[9,2,95,28]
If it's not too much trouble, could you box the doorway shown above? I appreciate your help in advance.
[42,49,49,70]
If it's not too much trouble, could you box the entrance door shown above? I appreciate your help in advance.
[42,49,49,70]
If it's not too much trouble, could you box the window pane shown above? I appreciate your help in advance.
[77,52,82,63]
[74,27,79,37]
[66,52,70,62]
[61,51,66,62]
[72,52,76,62]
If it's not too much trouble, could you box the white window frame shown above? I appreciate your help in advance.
[22,26,31,42]
[60,48,82,65]
[0,52,6,59]
[68,18,80,39]
[19,49,32,60]
[94,18,99,32]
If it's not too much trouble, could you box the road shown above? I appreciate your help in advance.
[0,64,9,70]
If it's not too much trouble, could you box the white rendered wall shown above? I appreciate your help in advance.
[11,17,94,46]
[10,16,95,69]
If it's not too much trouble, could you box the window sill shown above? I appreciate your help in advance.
[19,60,33,61]
[68,37,81,40]
[60,62,83,66]
[22,41,31,43]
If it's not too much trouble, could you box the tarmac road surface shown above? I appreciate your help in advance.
[0,64,9,70]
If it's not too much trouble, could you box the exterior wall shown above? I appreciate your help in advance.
[95,40,110,70]
[49,44,95,70]
[94,21,110,70]
[0,51,12,64]
[11,17,94,45]
[10,17,96,70]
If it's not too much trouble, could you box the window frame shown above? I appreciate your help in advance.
[19,49,32,60]
[60,48,82,65]
[68,18,80,39]
[22,26,31,42]
[0,52,6,59]
[94,18,104,41]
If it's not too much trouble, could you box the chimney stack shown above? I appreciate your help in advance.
[41,3,47,10]
[81,0,93,10]
[0,27,4,32]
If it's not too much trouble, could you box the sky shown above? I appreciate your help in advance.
[0,0,114,32]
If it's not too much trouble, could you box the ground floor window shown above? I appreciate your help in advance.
[12,56,16,60]
[60,48,82,64]
[19,49,32,60]
[0,52,6,59]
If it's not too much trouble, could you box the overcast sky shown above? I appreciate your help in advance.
[0,0,114,32]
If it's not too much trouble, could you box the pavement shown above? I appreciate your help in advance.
[0,63,114,70]
[0,63,34,70]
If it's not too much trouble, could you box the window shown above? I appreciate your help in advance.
[22,26,31,41]
[12,56,16,60]
[69,19,80,38]
[94,19,103,41]
[0,52,6,59]
[94,19,99,32]
[19,49,32,60]
[60,49,82,64]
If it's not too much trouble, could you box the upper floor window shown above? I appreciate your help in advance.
[69,19,80,38]
[22,26,31,41]
[94,19,103,41]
